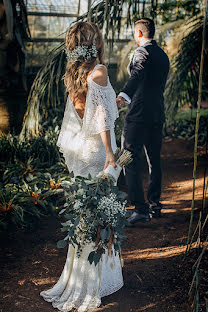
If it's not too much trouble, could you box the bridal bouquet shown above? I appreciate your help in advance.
[57,149,132,265]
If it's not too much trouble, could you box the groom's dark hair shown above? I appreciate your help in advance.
[135,18,155,38]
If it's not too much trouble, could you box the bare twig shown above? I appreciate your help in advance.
[186,0,208,253]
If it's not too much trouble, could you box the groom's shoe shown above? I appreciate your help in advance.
[127,211,151,225]
[149,202,162,218]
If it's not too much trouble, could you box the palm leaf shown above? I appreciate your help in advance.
[20,43,66,140]
[164,14,207,123]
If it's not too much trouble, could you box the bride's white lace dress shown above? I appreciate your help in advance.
[40,64,124,311]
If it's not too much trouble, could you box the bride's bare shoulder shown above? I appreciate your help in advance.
[92,65,108,87]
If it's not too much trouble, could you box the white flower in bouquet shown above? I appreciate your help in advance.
[97,193,126,227]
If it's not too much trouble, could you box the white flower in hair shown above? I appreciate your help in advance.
[65,44,98,63]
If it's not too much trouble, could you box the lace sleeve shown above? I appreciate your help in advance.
[82,75,119,137]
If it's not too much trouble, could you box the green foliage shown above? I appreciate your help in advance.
[174,108,208,121]
[0,124,61,167]
[0,130,72,232]
[158,0,200,23]
[114,105,128,146]
[0,183,48,230]
[20,45,66,139]
[165,14,208,120]
[0,167,71,232]
[164,115,208,145]
[82,0,201,40]
[57,175,128,265]
[114,105,208,146]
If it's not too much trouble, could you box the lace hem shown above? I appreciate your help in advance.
[40,243,123,312]
[99,281,124,298]
[40,281,123,312]
[40,292,102,312]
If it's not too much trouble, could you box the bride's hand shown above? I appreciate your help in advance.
[104,151,117,170]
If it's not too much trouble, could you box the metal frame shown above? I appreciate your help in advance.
[26,0,131,67]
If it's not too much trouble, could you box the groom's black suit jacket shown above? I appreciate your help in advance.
[122,40,169,125]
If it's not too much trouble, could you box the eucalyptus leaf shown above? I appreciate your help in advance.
[88,251,95,264]
[93,252,101,266]
[117,191,127,201]
[61,226,69,232]
[100,228,108,240]
[59,208,66,214]
[73,217,80,227]
[61,220,72,226]
[100,211,108,220]
[57,239,67,248]
[64,234,69,240]
[65,214,74,220]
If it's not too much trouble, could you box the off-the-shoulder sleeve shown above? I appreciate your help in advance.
[82,78,119,137]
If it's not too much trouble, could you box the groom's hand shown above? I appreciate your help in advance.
[116,96,125,109]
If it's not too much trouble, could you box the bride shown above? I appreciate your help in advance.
[40,22,124,311]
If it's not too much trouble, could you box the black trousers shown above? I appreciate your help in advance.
[123,121,163,213]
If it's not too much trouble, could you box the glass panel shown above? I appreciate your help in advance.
[28,15,76,38]
[27,0,82,15]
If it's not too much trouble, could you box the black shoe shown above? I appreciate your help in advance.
[127,211,151,225]
[149,202,162,218]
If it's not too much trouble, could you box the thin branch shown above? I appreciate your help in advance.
[186,0,208,252]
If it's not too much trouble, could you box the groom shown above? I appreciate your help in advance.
[116,18,169,224]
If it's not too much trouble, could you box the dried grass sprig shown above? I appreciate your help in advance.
[114,148,123,162]
[116,149,133,167]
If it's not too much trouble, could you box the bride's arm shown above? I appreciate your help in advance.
[100,131,117,170]
[92,64,108,86]
[93,66,117,170]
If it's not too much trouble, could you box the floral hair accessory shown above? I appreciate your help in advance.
[65,44,98,63]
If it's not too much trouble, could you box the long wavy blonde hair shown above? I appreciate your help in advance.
[64,22,105,101]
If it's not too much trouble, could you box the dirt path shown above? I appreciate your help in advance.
[0,139,206,312]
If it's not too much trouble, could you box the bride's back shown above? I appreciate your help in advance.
[69,65,108,119]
